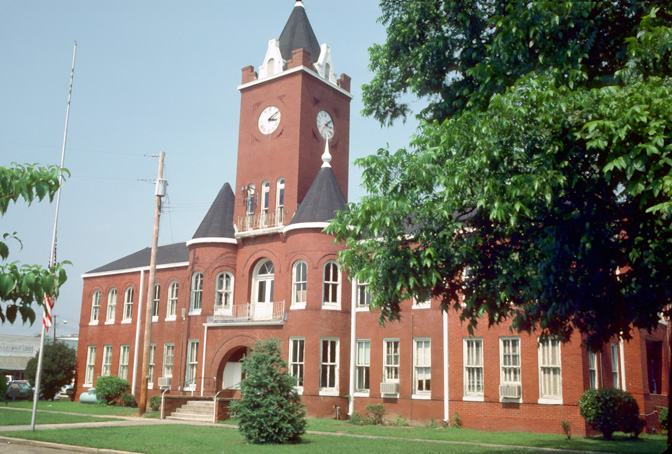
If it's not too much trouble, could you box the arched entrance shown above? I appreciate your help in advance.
[220,346,250,390]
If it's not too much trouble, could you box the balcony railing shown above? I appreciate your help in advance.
[208,301,285,324]
[236,210,288,233]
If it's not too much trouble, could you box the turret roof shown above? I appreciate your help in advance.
[290,154,346,224]
[279,1,321,63]
[192,182,236,240]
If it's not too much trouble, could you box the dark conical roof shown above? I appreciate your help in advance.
[86,242,188,274]
[279,2,321,63]
[290,166,346,224]
[192,183,236,239]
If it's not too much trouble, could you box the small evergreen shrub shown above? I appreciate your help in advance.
[120,392,137,407]
[149,395,162,412]
[229,338,306,444]
[560,420,571,440]
[94,376,131,405]
[658,406,668,432]
[578,388,641,440]
[366,404,386,425]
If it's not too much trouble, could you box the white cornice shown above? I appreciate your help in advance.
[81,262,190,279]
[238,66,354,99]
[283,222,330,234]
[186,237,237,247]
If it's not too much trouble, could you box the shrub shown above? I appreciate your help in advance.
[120,392,137,407]
[658,406,668,432]
[348,410,370,425]
[94,376,131,405]
[450,411,462,429]
[0,373,7,403]
[229,338,306,444]
[24,341,76,400]
[560,420,571,440]
[578,388,641,440]
[424,418,438,429]
[366,404,386,425]
[149,395,162,412]
[395,415,408,426]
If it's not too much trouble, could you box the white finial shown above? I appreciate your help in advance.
[321,140,332,168]
[295,0,303,7]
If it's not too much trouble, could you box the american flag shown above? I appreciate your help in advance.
[43,239,57,331]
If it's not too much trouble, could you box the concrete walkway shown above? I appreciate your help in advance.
[0,407,624,454]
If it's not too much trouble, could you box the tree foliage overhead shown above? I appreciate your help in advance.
[24,341,77,401]
[0,163,69,325]
[328,2,672,350]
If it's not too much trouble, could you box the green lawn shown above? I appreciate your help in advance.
[1,400,157,416]
[0,408,122,426]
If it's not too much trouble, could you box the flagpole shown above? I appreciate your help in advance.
[31,40,77,431]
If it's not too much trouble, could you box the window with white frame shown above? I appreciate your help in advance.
[355,340,370,393]
[163,343,174,378]
[102,345,113,377]
[118,345,129,380]
[260,180,270,227]
[356,282,370,309]
[190,272,203,313]
[148,344,156,386]
[167,282,178,319]
[589,351,598,389]
[245,183,256,217]
[253,260,275,304]
[322,261,340,307]
[106,288,117,323]
[611,343,620,389]
[289,337,305,389]
[292,261,307,308]
[122,287,133,322]
[539,338,562,402]
[500,337,521,386]
[464,338,483,398]
[85,345,96,385]
[412,296,431,309]
[186,339,199,388]
[414,338,431,395]
[276,178,285,223]
[215,271,234,313]
[152,284,160,320]
[320,338,339,394]
[90,290,101,323]
[383,339,400,383]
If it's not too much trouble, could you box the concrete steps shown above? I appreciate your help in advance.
[166,400,214,423]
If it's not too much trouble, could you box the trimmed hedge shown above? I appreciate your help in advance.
[579,388,644,439]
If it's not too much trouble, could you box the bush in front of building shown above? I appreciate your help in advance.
[0,372,7,402]
[229,338,306,444]
[93,376,131,405]
[149,395,162,412]
[24,341,76,400]
[657,406,668,433]
[579,388,643,440]
[120,392,137,407]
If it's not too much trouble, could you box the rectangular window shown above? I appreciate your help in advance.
[167,282,178,319]
[102,345,113,377]
[118,345,129,380]
[148,344,156,386]
[163,343,174,378]
[611,343,620,389]
[292,262,307,308]
[289,337,305,389]
[383,339,400,383]
[322,262,340,306]
[355,340,370,393]
[414,338,431,395]
[500,337,521,385]
[320,338,339,394]
[186,340,198,388]
[589,351,598,390]
[464,338,483,398]
[123,287,133,321]
[190,272,203,313]
[356,282,370,308]
[85,345,96,385]
[412,297,431,309]
[539,338,562,402]
[152,284,160,320]
[91,291,100,323]
[106,288,117,323]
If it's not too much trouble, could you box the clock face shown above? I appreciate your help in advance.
[258,105,281,135]
[316,110,334,139]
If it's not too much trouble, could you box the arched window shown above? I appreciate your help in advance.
[246,183,256,216]
[324,62,331,80]
[190,272,203,313]
[253,259,274,304]
[215,271,234,313]
[276,178,285,223]
[261,181,270,227]
[292,261,307,308]
[322,261,340,307]
[123,287,134,321]
[106,288,117,323]
[267,58,275,76]
[167,281,179,319]
[152,284,160,320]
[90,290,101,323]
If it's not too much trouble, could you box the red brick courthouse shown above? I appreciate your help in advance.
[75,1,668,434]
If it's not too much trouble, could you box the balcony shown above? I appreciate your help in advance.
[207,301,285,326]
[235,210,288,236]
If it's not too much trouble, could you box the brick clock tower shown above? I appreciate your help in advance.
[234,1,352,229]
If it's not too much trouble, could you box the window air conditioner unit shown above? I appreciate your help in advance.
[499,384,521,398]
[380,382,399,395]
[158,377,172,389]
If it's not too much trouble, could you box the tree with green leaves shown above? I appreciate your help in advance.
[229,338,306,444]
[24,341,76,401]
[327,2,672,350]
[0,163,68,325]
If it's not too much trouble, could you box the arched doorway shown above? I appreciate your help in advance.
[221,346,250,390]
[252,259,274,320]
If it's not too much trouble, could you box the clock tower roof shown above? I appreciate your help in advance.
[278,1,321,63]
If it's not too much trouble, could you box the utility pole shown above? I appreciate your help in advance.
[138,151,166,415]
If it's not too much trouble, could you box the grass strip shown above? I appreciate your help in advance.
[2,400,157,417]
[0,408,122,426]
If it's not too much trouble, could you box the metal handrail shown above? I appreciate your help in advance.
[160,386,171,420]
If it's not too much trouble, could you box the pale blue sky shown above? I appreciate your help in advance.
[0,1,419,337]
